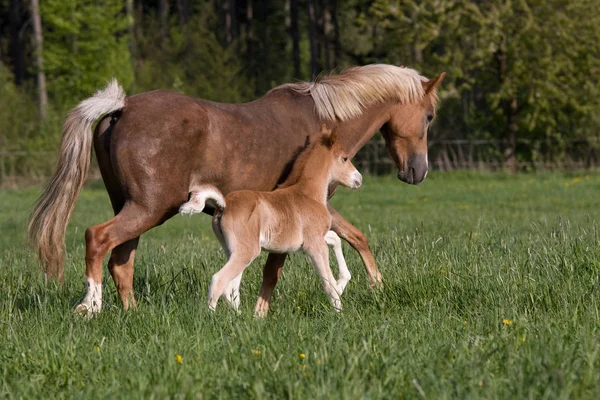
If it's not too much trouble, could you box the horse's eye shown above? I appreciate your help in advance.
[427,114,434,122]
[342,156,348,163]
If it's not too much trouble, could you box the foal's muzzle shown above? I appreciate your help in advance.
[397,154,428,185]
[351,171,363,189]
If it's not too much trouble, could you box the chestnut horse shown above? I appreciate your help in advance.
[180,126,361,315]
[28,64,445,314]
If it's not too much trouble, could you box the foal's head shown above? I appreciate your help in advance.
[320,125,362,190]
[381,72,446,184]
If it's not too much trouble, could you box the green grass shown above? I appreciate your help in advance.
[1,172,599,399]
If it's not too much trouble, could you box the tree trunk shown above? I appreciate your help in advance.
[9,0,25,86]
[323,0,333,70]
[504,97,518,174]
[159,0,168,43]
[30,0,47,121]
[307,0,319,77]
[177,0,189,27]
[224,0,233,44]
[246,0,254,61]
[126,0,136,58]
[290,0,300,78]
[332,0,340,67]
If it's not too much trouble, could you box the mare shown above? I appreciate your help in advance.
[28,64,445,315]
[180,125,361,315]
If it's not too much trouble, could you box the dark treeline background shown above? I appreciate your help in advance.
[1,0,599,181]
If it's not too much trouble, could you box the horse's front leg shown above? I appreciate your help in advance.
[328,204,383,288]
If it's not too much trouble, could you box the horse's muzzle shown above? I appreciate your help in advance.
[397,154,428,185]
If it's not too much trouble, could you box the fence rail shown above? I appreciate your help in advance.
[2,138,600,188]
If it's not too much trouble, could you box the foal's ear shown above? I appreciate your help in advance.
[320,126,337,148]
[423,72,446,94]
[319,123,332,135]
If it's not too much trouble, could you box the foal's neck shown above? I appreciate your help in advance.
[290,146,333,205]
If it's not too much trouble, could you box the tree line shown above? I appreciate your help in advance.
[1,0,599,177]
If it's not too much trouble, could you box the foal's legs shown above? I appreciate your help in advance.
[328,204,383,287]
[107,238,140,310]
[208,244,260,311]
[324,231,351,295]
[254,253,287,318]
[75,203,161,315]
[304,242,342,312]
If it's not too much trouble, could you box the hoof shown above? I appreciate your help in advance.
[74,303,98,318]
[179,202,203,216]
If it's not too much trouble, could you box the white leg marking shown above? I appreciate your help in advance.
[307,244,342,312]
[223,272,243,312]
[325,231,351,295]
[76,278,102,315]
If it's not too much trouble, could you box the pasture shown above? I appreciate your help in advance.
[1,172,599,398]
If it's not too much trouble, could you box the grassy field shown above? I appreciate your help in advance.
[1,172,599,399]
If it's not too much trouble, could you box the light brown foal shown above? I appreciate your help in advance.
[179,126,361,315]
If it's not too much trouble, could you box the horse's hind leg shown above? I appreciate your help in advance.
[75,203,162,315]
[93,117,140,310]
[254,253,287,318]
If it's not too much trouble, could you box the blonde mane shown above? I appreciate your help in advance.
[271,64,428,121]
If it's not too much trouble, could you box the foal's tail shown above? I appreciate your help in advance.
[179,185,226,216]
[28,79,126,282]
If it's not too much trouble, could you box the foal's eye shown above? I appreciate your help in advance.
[342,156,348,163]
[426,114,434,123]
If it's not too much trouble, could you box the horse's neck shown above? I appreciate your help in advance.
[335,103,392,158]
[291,148,332,205]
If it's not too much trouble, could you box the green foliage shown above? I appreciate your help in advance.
[41,0,134,108]
[0,63,38,152]
[1,173,600,397]
[133,4,253,102]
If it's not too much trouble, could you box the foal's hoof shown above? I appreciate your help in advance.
[370,274,384,290]
[74,303,99,318]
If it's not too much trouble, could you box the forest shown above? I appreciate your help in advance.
[1,0,599,181]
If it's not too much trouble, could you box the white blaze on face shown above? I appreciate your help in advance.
[424,153,429,179]
[80,278,102,314]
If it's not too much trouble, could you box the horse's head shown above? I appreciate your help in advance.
[381,72,445,184]
[321,125,362,190]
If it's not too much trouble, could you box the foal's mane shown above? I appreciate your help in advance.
[270,64,430,122]
[277,135,333,190]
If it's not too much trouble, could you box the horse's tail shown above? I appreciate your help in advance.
[28,79,126,282]
[179,185,227,216]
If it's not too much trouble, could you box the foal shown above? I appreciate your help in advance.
[179,126,362,314]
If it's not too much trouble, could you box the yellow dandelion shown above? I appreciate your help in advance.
[317,359,322,365]
[564,182,570,187]
[297,306,301,311]
[423,197,429,202]
[502,319,513,326]
[440,268,447,274]
[175,354,183,364]
[520,337,526,343]
[479,380,483,387]
[299,353,306,359]
[95,346,101,353]
[572,177,581,183]
[252,349,261,356]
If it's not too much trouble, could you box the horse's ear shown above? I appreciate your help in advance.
[423,72,446,94]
